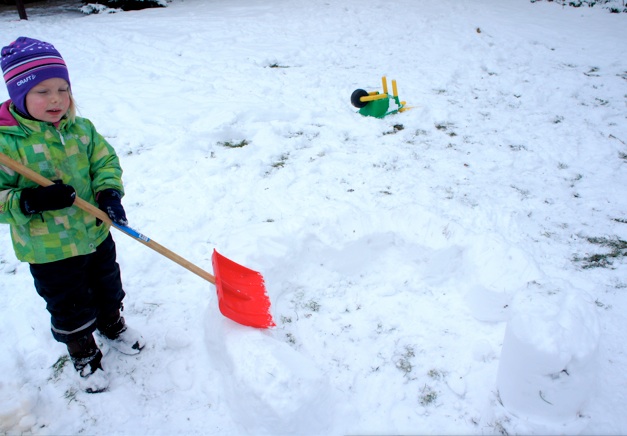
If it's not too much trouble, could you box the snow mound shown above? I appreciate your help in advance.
[0,382,37,433]
[497,286,600,423]
[204,309,335,434]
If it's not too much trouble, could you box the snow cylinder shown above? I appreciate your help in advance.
[496,290,600,423]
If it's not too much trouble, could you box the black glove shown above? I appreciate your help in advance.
[20,182,76,215]
[96,188,128,226]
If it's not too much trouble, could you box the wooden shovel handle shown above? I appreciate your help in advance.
[0,152,216,284]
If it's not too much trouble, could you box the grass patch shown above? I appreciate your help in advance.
[64,387,78,404]
[50,354,70,381]
[304,299,321,312]
[395,345,415,376]
[574,236,627,269]
[419,384,438,406]
[510,185,530,200]
[286,332,297,345]
[384,124,405,135]
[531,0,627,13]
[280,315,292,324]
[272,153,289,169]
[218,139,250,148]
[428,368,443,380]
[435,122,457,137]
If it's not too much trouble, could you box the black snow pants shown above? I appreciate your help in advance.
[29,233,126,344]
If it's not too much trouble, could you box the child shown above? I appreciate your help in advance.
[0,37,144,393]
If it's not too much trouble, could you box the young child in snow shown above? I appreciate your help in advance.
[0,37,144,393]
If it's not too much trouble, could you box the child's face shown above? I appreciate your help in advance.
[25,77,71,124]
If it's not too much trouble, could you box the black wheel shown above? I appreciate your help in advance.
[351,89,369,108]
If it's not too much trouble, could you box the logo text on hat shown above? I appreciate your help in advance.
[17,74,36,87]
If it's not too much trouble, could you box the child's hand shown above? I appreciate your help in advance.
[20,182,76,215]
[96,189,128,226]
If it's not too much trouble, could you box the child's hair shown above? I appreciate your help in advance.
[67,92,77,122]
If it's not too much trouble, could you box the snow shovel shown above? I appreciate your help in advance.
[0,152,276,329]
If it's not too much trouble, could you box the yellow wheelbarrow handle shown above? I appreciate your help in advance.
[360,93,389,103]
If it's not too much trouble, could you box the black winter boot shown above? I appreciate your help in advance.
[98,310,145,355]
[67,334,109,393]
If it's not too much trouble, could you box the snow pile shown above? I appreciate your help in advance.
[0,382,37,432]
[205,313,336,435]
[497,286,600,423]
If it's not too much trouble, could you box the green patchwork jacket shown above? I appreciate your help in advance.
[0,101,124,264]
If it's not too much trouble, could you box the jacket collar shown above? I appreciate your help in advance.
[0,100,20,128]
[0,99,71,134]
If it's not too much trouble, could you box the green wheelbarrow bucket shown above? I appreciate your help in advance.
[351,76,410,119]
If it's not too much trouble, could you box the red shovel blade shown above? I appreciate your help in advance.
[211,249,276,329]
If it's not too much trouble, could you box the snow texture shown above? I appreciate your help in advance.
[0,0,626,434]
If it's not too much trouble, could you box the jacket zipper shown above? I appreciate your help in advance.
[57,129,65,145]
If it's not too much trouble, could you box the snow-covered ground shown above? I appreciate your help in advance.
[0,0,626,434]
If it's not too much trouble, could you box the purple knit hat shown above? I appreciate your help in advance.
[1,36,71,117]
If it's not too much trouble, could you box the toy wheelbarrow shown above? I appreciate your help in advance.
[351,76,410,118]
[0,151,275,329]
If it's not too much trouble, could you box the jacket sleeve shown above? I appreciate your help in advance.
[0,146,33,226]
[86,120,125,198]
